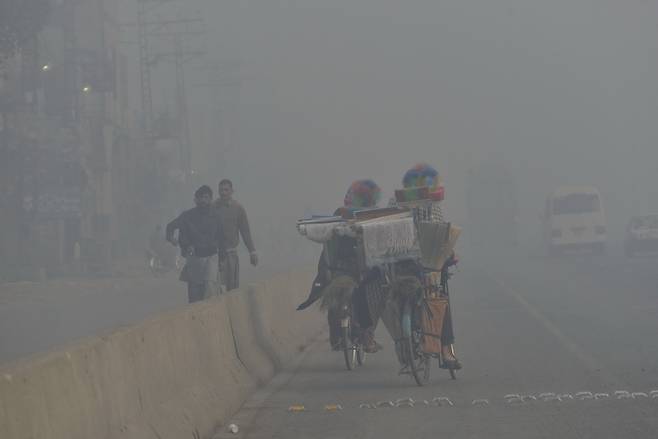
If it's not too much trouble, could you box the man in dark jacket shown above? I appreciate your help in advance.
[297,179,384,353]
[166,185,224,303]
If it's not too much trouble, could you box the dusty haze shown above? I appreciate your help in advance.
[1,0,655,273]
[140,0,658,267]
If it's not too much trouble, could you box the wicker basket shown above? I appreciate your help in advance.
[420,297,449,354]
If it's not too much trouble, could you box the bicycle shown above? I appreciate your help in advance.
[398,261,458,386]
[322,271,368,371]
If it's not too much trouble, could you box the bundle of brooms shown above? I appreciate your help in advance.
[417,221,461,270]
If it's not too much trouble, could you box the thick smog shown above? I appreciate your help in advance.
[1,1,657,438]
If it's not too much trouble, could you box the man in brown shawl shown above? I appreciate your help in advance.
[214,179,258,291]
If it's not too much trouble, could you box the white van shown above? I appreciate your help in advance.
[543,186,607,255]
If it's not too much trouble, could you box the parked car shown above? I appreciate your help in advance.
[624,215,658,257]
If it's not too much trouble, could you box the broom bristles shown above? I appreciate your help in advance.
[319,275,357,310]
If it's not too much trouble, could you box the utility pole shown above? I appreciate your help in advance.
[193,77,241,177]
[130,1,206,221]
[146,17,206,178]
[173,34,192,174]
[135,1,205,155]
[136,0,154,137]
[62,0,79,123]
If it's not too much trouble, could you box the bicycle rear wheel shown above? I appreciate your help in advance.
[402,301,431,386]
[403,337,430,386]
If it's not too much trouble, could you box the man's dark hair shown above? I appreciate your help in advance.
[219,179,233,188]
[195,185,213,198]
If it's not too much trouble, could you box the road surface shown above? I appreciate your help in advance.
[225,250,658,439]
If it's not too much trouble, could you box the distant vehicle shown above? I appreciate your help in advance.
[542,186,607,255]
[624,215,658,257]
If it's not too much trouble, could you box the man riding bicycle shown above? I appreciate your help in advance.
[395,162,462,370]
[297,179,384,354]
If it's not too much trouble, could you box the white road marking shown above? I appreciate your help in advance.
[494,278,618,385]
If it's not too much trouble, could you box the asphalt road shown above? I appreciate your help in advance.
[224,249,658,439]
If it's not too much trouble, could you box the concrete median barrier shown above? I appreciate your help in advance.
[224,290,275,384]
[0,270,322,439]
[246,271,318,368]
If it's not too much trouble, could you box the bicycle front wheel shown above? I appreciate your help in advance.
[342,321,357,370]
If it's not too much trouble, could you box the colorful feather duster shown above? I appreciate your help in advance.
[344,179,382,208]
[402,163,440,189]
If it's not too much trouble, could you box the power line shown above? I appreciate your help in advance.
[136,4,207,177]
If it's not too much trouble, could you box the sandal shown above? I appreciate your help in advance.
[442,356,462,370]
[361,332,383,353]
[364,340,383,354]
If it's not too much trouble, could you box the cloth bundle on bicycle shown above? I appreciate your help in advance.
[420,297,449,354]
[359,214,421,267]
[296,216,347,243]
[298,211,422,269]
[298,221,341,243]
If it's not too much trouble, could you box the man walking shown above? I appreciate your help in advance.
[215,179,258,291]
[166,185,224,303]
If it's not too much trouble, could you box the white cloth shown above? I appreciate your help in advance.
[180,253,219,284]
[359,215,420,267]
[298,221,357,243]
[298,222,337,243]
